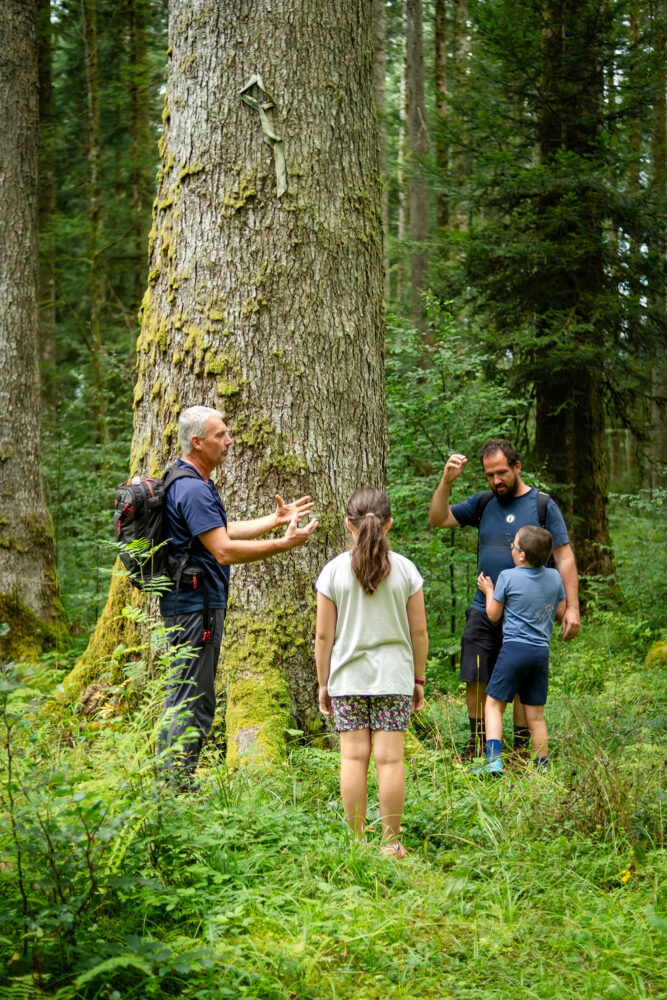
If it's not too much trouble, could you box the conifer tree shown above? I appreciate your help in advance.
[0,0,68,657]
[69,0,385,761]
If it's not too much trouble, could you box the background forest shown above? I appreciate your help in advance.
[0,1,665,998]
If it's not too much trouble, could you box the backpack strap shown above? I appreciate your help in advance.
[163,464,201,490]
[475,490,494,526]
[475,490,494,566]
[163,464,213,643]
[536,490,549,528]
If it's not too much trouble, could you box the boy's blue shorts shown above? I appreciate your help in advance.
[485,640,549,706]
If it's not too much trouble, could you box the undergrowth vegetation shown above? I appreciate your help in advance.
[4,309,664,997]
[1,497,665,999]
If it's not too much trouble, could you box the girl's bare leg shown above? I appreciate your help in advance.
[339,729,372,838]
[372,730,406,843]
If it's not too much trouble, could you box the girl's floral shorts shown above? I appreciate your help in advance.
[330,694,413,732]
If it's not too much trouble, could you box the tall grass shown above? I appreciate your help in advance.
[0,499,665,999]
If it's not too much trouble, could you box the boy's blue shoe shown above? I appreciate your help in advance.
[472,757,504,776]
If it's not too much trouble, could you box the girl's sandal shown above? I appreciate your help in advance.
[380,841,407,859]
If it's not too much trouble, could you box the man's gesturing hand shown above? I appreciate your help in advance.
[275,494,315,526]
[284,513,318,548]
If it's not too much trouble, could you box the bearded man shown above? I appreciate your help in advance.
[428,438,579,762]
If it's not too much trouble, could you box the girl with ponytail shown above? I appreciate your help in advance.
[315,487,428,858]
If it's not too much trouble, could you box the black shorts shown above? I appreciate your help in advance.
[458,607,503,685]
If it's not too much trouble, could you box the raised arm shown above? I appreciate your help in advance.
[552,543,580,641]
[227,495,314,540]
[315,592,337,716]
[428,454,466,527]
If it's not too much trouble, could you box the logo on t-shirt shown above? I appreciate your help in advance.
[506,514,515,523]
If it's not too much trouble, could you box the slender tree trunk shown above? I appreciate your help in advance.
[81,0,109,449]
[450,0,468,232]
[648,0,667,490]
[397,29,409,302]
[534,0,613,580]
[0,0,68,659]
[434,0,449,230]
[406,0,429,318]
[37,0,57,414]
[72,0,385,762]
[128,0,151,314]
[372,0,390,302]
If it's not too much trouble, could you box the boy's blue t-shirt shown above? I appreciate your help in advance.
[451,487,569,611]
[159,459,231,615]
[493,566,565,646]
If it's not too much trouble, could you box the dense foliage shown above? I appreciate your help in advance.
[1,503,665,997]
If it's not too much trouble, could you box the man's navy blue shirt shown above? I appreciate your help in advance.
[159,458,230,616]
[451,487,569,612]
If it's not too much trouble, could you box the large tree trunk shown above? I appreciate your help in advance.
[74,0,385,762]
[0,0,68,659]
[534,0,613,580]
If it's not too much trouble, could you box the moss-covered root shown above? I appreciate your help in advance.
[224,610,296,766]
[0,593,69,662]
[60,565,144,703]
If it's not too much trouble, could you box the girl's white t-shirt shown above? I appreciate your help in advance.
[315,550,424,697]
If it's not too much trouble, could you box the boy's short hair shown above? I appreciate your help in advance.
[517,525,554,568]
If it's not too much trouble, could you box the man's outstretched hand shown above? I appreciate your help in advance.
[275,494,315,526]
[284,513,318,548]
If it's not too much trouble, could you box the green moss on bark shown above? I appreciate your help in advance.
[0,593,69,661]
[223,604,311,765]
[645,640,667,669]
[60,567,143,703]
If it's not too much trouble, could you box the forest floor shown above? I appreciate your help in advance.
[1,508,666,999]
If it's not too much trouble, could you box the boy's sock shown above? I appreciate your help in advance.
[485,738,501,763]
[535,756,549,770]
[513,726,530,751]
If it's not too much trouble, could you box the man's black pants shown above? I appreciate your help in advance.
[158,608,226,778]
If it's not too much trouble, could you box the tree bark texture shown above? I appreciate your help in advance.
[37,0,57,412]
[405,0,429,317]
[83,0,385,761]
[0,0,67,658]
[81,0,109,449]
[450,0,469,231]
[534,0,613,580]
[648,0,666,490]
[397,30,409,301]
[434,0,449,230]
[128,0,152,314]
[372,0,390,302]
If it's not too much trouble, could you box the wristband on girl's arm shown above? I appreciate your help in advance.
[414,677,425,686]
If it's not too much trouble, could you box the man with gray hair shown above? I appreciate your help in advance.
[159,405,317,788]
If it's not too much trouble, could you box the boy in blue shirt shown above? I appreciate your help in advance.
[476,525,566,774]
